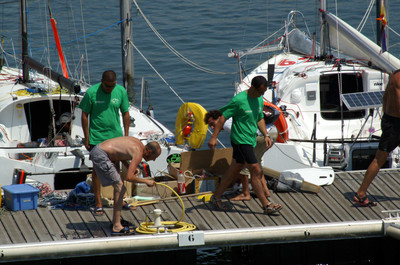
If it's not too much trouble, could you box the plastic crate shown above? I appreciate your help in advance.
[1,184,39,211]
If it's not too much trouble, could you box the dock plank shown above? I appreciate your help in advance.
[11,211,38,243]
[78,210,106,238]
[63,210,92,239]
[186,196,223,230]
[93,207,112,237]
[51,209,79,239]
[0,211,25,243]
[36,207,66,241]
[0,219,12,244]
[24,210,53,242]
[230,200,263,228]
[314,184,355,222]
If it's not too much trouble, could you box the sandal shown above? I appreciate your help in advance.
[122,201,136,210]
[264,202,282,215]
[210,195,228,211]
[111,226,135,236]
[93,207,104,216]
[353,193,377,207]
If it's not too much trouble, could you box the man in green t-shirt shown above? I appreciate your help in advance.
[208,76,282,215]
[79,70,130,216]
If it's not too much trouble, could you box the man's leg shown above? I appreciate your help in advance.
[112,180,127,232]
[213,160,244,207]
[92,169,103,212]
[230,173,251,201]
[247,163,270,208]
[357,150,389,198]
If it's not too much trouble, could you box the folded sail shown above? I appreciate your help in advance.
[323,10,400,73]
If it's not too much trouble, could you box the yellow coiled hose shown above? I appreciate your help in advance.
[135,182,197,234]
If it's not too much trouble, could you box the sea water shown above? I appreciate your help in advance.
[1,0,400,264]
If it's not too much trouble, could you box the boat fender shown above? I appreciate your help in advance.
[175,102,208,149]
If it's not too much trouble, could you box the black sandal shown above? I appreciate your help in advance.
[353,193,377,207]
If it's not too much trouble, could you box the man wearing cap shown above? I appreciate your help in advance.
[55,112,73,146]
[79,70,130,216]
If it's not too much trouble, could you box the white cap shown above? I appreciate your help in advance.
[56,112,72,125]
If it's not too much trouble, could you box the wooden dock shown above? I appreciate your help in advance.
[1,169,400,263]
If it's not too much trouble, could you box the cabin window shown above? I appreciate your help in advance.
[319,73,365,120]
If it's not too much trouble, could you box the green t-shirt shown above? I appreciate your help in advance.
[221,91,264,147]
[78,83,130,145]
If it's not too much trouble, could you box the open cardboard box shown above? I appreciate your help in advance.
[168,148,232,193]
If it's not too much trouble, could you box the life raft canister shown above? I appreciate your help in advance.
[175,102,208,149]
[263,101,288,143]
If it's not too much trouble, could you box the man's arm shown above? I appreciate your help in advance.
[208,115,227,149]
[125,157,155,187]
[122,111,130,136]
[81,111,90,150]
[257,118,272,149]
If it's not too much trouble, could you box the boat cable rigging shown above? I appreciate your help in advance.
[132,0,236,76]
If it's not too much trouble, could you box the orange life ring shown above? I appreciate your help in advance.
[264,101,288,143]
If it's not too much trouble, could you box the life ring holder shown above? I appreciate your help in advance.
[175,102,208,149]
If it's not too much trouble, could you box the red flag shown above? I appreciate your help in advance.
[49,6,69,78]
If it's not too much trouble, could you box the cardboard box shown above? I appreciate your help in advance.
[2,184,39,211]
[100,164,133,199]
[168,148,232,193]
[133,176,193,197]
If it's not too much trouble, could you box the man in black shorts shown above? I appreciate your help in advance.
[208,76,282,215]
[354,70,400,207]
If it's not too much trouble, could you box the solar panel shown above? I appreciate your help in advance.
[341,91,384,110]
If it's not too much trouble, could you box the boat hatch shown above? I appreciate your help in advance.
[319,73,365,120]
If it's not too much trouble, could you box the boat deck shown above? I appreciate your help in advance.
[1,169,400,262]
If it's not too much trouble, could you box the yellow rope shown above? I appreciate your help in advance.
[135,182,197,234]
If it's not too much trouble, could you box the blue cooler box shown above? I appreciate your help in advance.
[2,184,39,211]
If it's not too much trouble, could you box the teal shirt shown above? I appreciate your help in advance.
[221,91,264,147]
[78,83,130,145]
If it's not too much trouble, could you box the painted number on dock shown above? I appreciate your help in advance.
[178,231,205,247]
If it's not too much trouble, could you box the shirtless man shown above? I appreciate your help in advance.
[354,70,400,206]
[89,136,161,235]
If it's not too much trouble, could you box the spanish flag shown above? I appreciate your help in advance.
[377,0,388,53]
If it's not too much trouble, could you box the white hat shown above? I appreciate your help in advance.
[56,112,72,125]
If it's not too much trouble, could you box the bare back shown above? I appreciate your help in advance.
[99,136,144,162]
[383,71,400,118]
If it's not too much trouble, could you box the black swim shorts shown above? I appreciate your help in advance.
[231,142,258,164]
[379,113,400,153]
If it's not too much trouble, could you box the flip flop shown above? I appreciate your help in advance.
[93,207,104,216]
[111,226,135,236]
[353,193,377,207]
[122,201,136,210]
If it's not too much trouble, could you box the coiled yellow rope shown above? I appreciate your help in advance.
[135,182,197,234]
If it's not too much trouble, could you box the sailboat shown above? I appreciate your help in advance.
[0,0,185,189]
[232,0,400,173]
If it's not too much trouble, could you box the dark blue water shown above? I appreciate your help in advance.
[1,0,400,264]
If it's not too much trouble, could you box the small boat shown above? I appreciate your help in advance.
[0,0,185,189]
[231,0,400,172]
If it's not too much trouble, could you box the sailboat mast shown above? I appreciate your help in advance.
[120,0,135,102]
[20,0,29,82]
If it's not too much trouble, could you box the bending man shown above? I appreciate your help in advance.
[90,136,161,235]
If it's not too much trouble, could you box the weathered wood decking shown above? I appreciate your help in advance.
[1,169,400,262]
